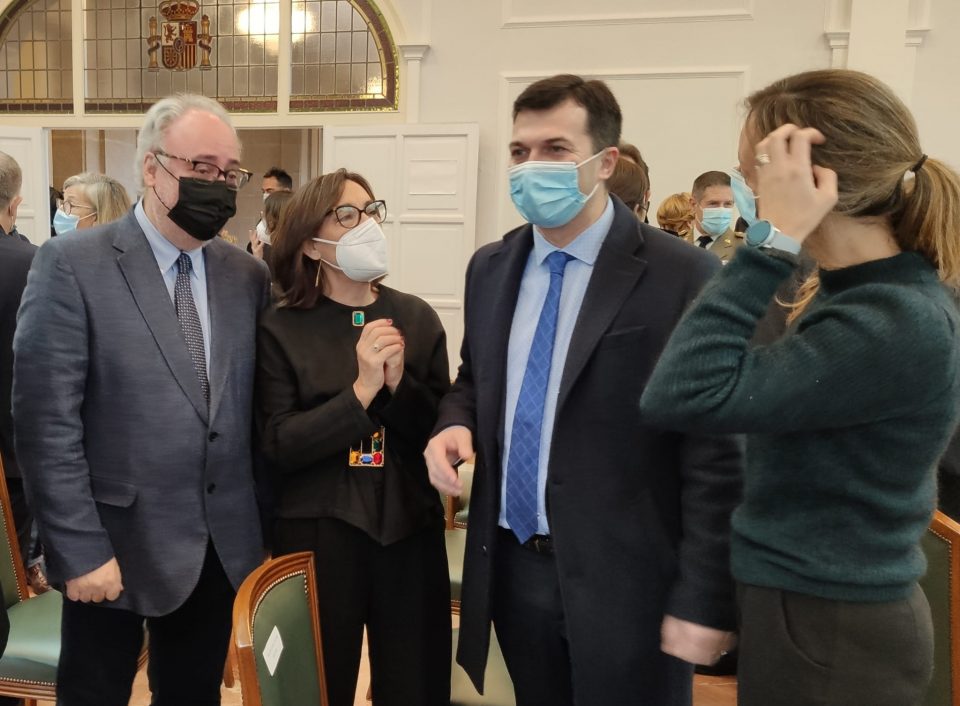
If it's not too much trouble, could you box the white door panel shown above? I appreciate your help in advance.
[0,127,50,245]
[323,124,479,378]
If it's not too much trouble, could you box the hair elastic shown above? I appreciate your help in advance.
[911,154,928,173]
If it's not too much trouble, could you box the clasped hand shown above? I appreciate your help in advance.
[353,318,405,408]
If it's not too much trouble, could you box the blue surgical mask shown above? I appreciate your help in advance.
[729,170,758,227]
[53,208,96,235]
[509,151,604,228]
[700,207,733,236]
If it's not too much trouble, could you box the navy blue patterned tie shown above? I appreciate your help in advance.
[175,253,209,402]
[505,250,574,543]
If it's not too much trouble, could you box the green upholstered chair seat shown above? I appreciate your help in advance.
[451,627,515,706]
[0,589,62,685]
[251,572,323,706]
[446,529,466,604]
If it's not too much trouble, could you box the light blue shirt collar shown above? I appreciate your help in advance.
[531,196,614,266]
[134,200,206,278]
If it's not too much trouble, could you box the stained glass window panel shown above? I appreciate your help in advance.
[290,0,396,112]
[82,0,279,113]
[0,0,73,112]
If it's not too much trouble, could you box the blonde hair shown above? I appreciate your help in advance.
[63,173,131,225]
[656,192,694,237]
[745,69,960,321]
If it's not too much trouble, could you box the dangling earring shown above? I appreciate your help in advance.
[315,261,322,288]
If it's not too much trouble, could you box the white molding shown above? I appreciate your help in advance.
[824,27,931,49]
[398,43,430,123]
[501,1,754,28]
[824,0,931,66]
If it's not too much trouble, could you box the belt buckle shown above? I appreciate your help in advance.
[530,535,552,555]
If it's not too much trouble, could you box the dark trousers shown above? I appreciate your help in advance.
[737,582,933,706]
[56,543,235,706]
[492,528,574,706]
[274,517,451,706]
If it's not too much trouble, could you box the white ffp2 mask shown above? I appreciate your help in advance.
[313,217,389,282]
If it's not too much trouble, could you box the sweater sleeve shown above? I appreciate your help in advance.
[640,247,956,434]
[256,322,378,473]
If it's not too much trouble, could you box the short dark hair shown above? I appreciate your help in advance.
[263,167,293,191]
[607,158,648,212]
[691,171,731,202]
[513,74,622,152]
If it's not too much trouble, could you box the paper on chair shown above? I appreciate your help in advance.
[263,625,284,676]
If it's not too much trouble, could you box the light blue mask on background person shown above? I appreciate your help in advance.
[509,151,604,228]
[729,170,758,226]
[53,208,94,235]
[700,207,733,236]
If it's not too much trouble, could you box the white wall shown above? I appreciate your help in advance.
[393,0,953,245]
[912,0,960,171]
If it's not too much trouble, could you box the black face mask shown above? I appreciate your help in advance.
[159,177,237,241]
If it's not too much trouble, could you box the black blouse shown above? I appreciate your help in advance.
[256,285,450,545]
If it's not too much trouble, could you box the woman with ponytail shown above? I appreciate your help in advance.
[641,69,960,706]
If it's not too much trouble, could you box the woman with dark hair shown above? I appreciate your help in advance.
[641,69,960,706]
[256,168,451,706]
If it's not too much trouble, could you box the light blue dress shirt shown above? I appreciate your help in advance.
[134,201,212,372]
[499,197,615,535]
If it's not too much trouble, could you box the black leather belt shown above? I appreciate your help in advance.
[500,527,554,556]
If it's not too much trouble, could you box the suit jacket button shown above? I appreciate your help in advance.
[208,432,219,441]
[206,483,216,494]
[481,544,487,555]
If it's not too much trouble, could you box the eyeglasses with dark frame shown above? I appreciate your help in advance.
[153,149,253,191]
[328,200,387,229]
[56,198,96,216]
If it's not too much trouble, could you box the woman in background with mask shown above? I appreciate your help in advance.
[247,188,293,277]
[54,173,130,234]
[256,169,452,706]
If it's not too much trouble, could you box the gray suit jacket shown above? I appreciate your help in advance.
[13,210,270,616]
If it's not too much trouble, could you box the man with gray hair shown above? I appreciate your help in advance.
[13,95,269,705]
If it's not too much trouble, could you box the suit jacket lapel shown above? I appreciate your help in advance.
[557,204,647,411]
[113,213,209,424]
[485,228,534,454]
[203,241,231,422]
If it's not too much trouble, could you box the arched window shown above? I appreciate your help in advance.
[0,0,397,113]
[0,0,73,113]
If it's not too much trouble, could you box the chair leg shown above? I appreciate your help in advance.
[222,645,236,689]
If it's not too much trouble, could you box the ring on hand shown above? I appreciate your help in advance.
[372,344,380,352]
[755,152,771,166]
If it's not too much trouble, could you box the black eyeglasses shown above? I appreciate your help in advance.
[56,198,96,215]
[328,200,387,228]
[153,149,253,191]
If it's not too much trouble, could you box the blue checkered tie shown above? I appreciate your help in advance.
[505,250,573,543]
[175,253,209,402]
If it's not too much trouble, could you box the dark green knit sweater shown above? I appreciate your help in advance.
[641,246,960,601]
